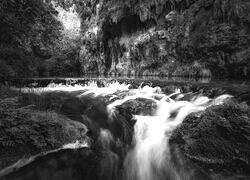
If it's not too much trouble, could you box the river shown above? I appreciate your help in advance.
[0,77,250,180]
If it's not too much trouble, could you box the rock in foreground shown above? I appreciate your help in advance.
[170,100,250,176]
[0,97,87,170]
[0,148,119,180]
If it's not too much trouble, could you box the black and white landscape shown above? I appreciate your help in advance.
[0,1,250,180]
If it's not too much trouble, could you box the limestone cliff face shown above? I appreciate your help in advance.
[1,0,250,79]
[80,0,180,76]
[176,0,250,78]
[81,0,250,78]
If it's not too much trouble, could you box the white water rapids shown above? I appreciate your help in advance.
[20,81,232,180]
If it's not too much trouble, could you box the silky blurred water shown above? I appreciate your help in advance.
[16,80,235,180]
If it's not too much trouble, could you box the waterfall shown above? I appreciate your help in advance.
[105,84,231,180]
[19,80,232,180]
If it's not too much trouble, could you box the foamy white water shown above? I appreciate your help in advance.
[62,140,88,149]
[106,83,231,180]
[18,80,232,180]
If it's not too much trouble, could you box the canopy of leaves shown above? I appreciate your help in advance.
[0,0,83,78]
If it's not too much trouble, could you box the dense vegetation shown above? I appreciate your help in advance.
[0,0,81,80]
[0,0,250,79]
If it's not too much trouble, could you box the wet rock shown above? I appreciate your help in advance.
[110,107,134,145]
[0,100,87,170]
[0,148,119,180]
[60,97,88,121]
[79,96,110,129]
[60,95,134,152]
[170,100,250,175]
[20,91,72,111]
[116,98,157,116]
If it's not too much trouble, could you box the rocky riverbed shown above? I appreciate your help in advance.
[0,79,249,180]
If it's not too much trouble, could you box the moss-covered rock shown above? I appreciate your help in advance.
[0,148,119,180]
[170,100,250,175]
[0,97,87,170]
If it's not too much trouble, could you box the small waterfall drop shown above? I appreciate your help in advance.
[19,80,232,180]
[105,85,231,180]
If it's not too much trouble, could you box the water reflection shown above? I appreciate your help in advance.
[82,74,212,83]
[9,75,250,96]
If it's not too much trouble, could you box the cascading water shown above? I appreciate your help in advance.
[106,84,231,180]
[18,80,232,180]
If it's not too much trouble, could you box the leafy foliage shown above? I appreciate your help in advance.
[0,0,86,79]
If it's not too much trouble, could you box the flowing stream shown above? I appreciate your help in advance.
[8,80,233,180]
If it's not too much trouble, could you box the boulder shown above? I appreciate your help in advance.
[116,98,157,116]
[0,148,119,180]
[0,98,87,170]
[170,100,250,175]
[60,97,88,121]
